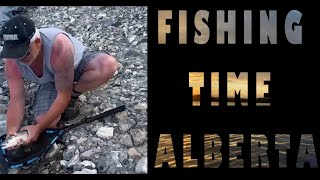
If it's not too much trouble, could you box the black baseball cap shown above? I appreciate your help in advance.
[0,15,36,59]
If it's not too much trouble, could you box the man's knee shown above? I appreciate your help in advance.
[97,54,118,80]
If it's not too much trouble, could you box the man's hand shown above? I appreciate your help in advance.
[20,124,42,144]
[6,129,18,136]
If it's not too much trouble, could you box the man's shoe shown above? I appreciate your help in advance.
[61,97,80,121]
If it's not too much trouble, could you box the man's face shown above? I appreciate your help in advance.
[19,40,39,66]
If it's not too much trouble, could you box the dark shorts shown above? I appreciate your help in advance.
[32,49,107,117]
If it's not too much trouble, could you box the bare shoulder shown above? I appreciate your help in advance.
[50,33,74,72]
[4,59,23,79]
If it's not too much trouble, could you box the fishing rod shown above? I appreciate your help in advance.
[0,105,126,169]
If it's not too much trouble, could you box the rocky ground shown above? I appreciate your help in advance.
[0,6,147,174]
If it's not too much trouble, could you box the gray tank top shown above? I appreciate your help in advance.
[16,28,86,84]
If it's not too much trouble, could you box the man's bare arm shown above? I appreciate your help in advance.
[36,33,74,131]
[4,59,25,134]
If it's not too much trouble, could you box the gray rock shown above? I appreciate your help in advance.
[91,137,101,142]
[0,95,8,102]
[73,168,97,174]
[68,7,76,11]
[89,33,99,41]
[60,160,68,167]
[70,135,77,141]
[77,138,87,145]
[42,169,49,174]
[96,126,114,139]
[128,35,136,43]
[120,134,133,147]
[97,13,107,19]
[130,128,147,145]
[135,157,147,174]
[114,79,121,86]
[119,117,136,132]
[78,95,87,102]
[88,96,99,104]
[0,126,6,136]
[97,156,109,172]
[0,114,6,123]
[67,154,80,168]
[111,88,120,95]
[79,146,85,153]
[0,72,5,83]
[107,140,113,147]
[97,151,124,173]
[124,49,141,57]
[73,160,96,171]
[79,104,94,116]
[115,111,128,121]
[29,83,37,88]
[63,145,77,161]
[119,152,128,163]
[80,149,102,160]
[128,148,142,160]
[106,165,120,174]
[132,40,138,46]
[139,88,147,92]
[134,103,147,110]
[124,69,132,76]
[0,121,7,136]
[92,122,104,132]
[111,151,123,167]
[7,168,20,174]
[99,103,108,111]
[93,106,99,114]
[2,81,8,88]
